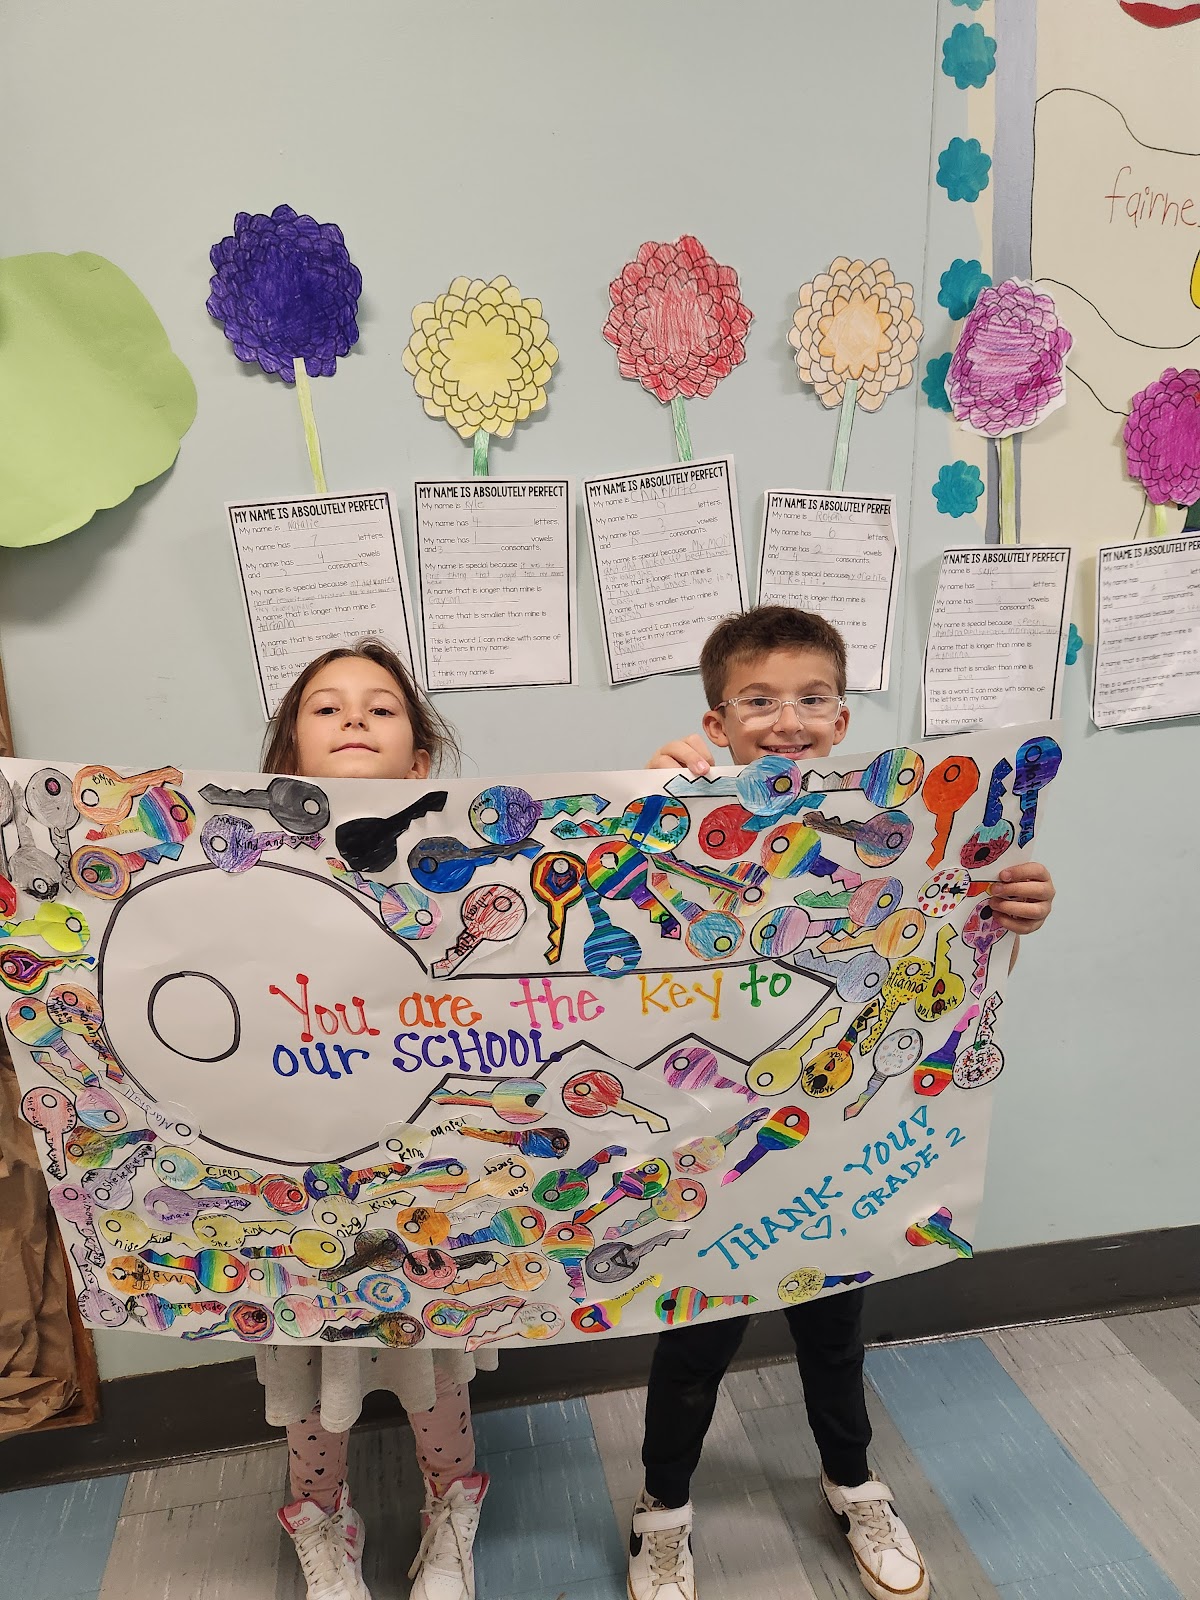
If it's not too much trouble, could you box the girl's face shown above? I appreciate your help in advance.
[294,656,431,781]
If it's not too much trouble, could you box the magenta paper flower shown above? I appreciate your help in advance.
[207,204,362,382]
[946,279,1072,436]
[603,235,752,403]
[1124,368,1200,506]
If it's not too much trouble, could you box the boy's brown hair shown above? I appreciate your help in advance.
[699,606,848,706]
[261,639,460,776]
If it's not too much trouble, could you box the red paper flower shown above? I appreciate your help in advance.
[603,236,752,403]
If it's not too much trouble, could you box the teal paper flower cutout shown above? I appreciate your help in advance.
[937,138,992,203]
[951,0,985,8]
[937,259,992,320]
[933,461,985,517]
[1065,624,1083,665]
[942,23,996,90]
[922,353,953,412]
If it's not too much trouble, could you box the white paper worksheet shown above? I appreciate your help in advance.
[1092,535,1200,728]
[582,458,746,684]
[922,547,1073,736]
[413,479,575,692]
[227,491,416,719]
[757,492,899,692]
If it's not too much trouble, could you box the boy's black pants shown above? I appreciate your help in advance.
[641,1290,871,1508]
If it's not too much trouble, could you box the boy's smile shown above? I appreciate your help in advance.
[702,647,850,766]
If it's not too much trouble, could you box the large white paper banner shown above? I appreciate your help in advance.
[0,730,1060,1351]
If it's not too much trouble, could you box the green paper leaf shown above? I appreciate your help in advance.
[0,252,196,547]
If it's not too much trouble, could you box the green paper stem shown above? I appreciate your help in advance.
[1150,501,1168,540]
[671,396,694,463]
[292,359,328,495]
[998,434,1017,546]
[473,428,490,477]
[829,378,858,494]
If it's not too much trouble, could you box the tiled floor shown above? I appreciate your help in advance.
[3,1305,1199,1600]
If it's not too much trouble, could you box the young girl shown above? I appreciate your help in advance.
[257,640,490,1600]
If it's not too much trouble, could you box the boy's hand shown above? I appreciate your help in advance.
[646,734,713,775]
[987,862,1055,935]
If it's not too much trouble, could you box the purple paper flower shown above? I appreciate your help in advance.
[947,279,1072,436]
[1124,368,1200,506]
[207,204,362,381]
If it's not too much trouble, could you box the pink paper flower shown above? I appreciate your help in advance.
[947,279,1072,436]
[1124,368,1200,505]
[602,235,752,403]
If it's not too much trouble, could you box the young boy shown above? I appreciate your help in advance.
[627,606,1056,1600]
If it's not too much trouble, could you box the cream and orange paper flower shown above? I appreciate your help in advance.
[789,258,922,412]
[402,275,558,440]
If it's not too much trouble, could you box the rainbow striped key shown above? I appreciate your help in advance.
[654,1285,757,1325]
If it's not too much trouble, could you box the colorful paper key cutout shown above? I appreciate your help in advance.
[654,1285,757,1325]
[921,755,980,868]
[911,1008,979,1097]
[470,785,607,846]
[1013,736,1061,846]
[200,777,329,836]
[662,1044,759,1103]
[906,1206,972,1258]
[561,1069,669,1134]
[952,993,1004,1088]
[431,1078,547,1125]
[431,883,527,977]
[571,1275,661,1333]
[776,1267,872,1305]
[334,791,449,874]
[721,1106,810,1184]
[960,758,1013,868]
[673,1111,769,1174]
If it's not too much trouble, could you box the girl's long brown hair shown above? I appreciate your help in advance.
[261,640,460,777]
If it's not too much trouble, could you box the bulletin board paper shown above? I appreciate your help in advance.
[0,729,1058,1350]
[228,491,417,718]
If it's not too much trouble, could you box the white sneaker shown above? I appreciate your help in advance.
[626,1490,696,1600]
[821,1473,929,1600]
[408,1471,488,1600]
[279,1486,372,1600]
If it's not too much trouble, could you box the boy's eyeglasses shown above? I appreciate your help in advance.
[717,695,846,727]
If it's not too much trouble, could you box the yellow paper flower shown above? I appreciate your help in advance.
[789,258,922,412]
[402,275,558,439]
